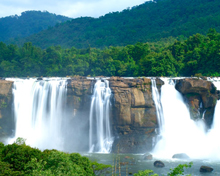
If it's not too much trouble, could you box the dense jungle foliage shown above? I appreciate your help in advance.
[12,0,220,48]
[0,138,112,175]
[0,11,71,42]
[0,29,220,77]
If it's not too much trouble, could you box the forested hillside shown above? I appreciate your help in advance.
[0,29,219,77]
[0,11,71,42]
[12,0,220,49]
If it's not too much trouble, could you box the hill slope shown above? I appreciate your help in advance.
[0,11,71,42]
[9,0,220,48]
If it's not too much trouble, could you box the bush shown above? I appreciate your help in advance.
[1,143,43,171]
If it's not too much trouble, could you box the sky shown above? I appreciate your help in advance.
[0,0,148,18]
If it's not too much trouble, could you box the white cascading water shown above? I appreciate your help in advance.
[89,79,113,153]
[204,78,220,159]
[6,78,67,151]
[152,78,208,159]
[151,78,164,131]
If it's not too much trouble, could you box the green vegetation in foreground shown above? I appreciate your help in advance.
[1,29,220,77]
[0,138,112,175]
[0,138,193,176]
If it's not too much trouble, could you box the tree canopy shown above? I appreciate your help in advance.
[1,30,220,77]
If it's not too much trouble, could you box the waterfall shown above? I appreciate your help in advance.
[151,78,164,131]
[205,78,220,159]
[89,79,113,153]
[6,78,67,151]
[153,78,207,159]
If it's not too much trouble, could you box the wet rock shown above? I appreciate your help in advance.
[200,76,207,80]
[175,78,216,96]
[200,166,213,172]
[143,154,153,160]
[154,160,165,168]
[175,78,219,127]
[37,77,43,80]
[111,77,162,153]
[0,80,14,138]
[175,78,218,107]
[172,153,190,159]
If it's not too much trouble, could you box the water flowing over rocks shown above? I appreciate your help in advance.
[175,78,219,128]
[1,76,220,154]
[66,76,164,153]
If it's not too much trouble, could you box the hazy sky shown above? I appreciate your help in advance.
[0,0,148,18]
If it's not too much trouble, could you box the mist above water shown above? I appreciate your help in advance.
[6,77,113,153]
[7,78,68,151]
[152,78,220,160]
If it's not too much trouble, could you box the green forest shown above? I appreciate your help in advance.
[0,29,220,77]
[0,138,112,175]
[0,11,71,42]
[13,0,220,49]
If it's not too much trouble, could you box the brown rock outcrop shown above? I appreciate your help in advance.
[0,80,14,139]
[109,77,164,153]
[175,78,218,127]
[67,76,93,112]
[66,76,164,153]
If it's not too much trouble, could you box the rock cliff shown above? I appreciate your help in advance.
[175,78,219,128]
[66,76,164,153]
[0,80,14,139]
[109,77,163,153]
[66,76,220,153]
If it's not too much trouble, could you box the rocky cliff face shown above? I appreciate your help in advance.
[109,77,163,153]
[0,80,14,139]
[66,77,220,153]
[66,76,164,153]
[175,78,219,128]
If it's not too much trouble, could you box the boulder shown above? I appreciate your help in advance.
[200,166,213,172]
[175,78,219,127]
[154,160,165,168]
[143,154,153,160]
[175,78,218,108]
[175,78,216,95]
[172,153,190,159]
